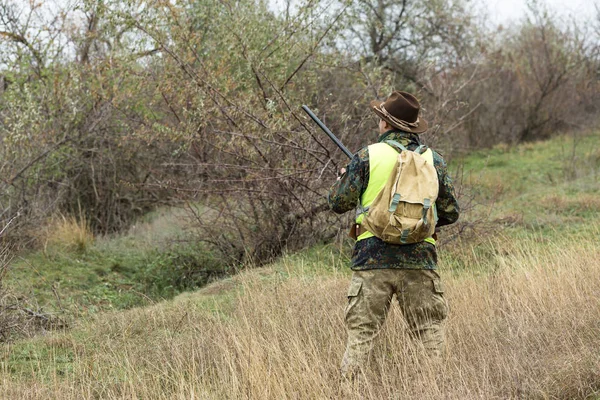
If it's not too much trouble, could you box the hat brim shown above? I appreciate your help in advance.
[370,100,428,134]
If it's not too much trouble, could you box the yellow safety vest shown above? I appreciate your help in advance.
[356,142,436,245]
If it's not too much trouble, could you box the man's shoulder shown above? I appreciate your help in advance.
[368,142,390,149]
[429,148,447,168]
[354,146,370,161]
[366,142,397,154]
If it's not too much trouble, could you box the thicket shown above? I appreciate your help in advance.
[0,0,598,267]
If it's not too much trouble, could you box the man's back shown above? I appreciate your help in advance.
[328,129,459,271]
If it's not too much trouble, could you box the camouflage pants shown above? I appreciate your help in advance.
[341,269,448,379]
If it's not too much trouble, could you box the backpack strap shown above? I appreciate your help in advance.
[400,229,410,243]
[387,140,429,155]
[385,140,408,152]
[389,193,401,212]
[415,145,428,154]
[356,203,369,218]
[422,198,431,225]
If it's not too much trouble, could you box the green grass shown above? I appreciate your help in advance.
[5,207,226,317]
[10,247,150,314]
[460,132,600,185]
[3,336,76,380]
[457,130,600,237]
[461,131,600,196]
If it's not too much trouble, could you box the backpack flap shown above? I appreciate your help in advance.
[362,147,439,244]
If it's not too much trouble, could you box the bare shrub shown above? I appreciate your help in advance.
[0,1,179,243]
[353,2,600,153]
[0,245,13,341]
[452,9,598,149]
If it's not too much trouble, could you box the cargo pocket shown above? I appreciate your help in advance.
[347,277,363,298]
[431,279,448,320]
[345,276,363,321]
[432,279,444,294]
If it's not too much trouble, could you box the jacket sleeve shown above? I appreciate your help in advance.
[327,148,369,214]
[433,153,460,227]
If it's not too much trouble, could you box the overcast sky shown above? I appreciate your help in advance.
[485,0,598,26]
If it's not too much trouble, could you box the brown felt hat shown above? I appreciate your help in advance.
[370,91,428,134]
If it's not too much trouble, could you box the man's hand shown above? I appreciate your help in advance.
[337,168,346,181]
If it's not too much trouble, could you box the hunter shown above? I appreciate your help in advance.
[328,91,460,379]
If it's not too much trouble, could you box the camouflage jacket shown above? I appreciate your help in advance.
[328,130,460,270]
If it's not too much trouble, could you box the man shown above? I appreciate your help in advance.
[328,91,460,379]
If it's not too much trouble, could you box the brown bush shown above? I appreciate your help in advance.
[425,8,599,152]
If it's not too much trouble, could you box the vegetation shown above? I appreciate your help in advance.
[0,0,598,266]
[2,229,600,398]
[0,0,599,397]
[2,130,600,398]
[5,208,227,321]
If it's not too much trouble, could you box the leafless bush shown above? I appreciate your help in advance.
[365,3,599,153]
[447,8,598,150]
[0,291,65,343]
[0,1,185,242]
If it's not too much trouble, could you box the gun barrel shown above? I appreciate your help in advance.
[302,105,353,159]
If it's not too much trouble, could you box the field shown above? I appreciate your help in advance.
[2,131,600,399]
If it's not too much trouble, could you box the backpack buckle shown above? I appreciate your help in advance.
[422,198,431,225]
[389,193,401,212]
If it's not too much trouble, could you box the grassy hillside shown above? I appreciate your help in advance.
[4,208,226,319]
[459,131,600,234]
[3,131,600,399]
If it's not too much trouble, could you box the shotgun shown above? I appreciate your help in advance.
[301,105,353,159]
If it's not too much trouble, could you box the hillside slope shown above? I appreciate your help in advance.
[3,131,600,399]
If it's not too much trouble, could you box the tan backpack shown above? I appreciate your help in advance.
[361,140,439,244]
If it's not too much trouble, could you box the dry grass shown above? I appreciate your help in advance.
[540,194,600,215]
[2,233,600,399]
[41,214,94,253]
